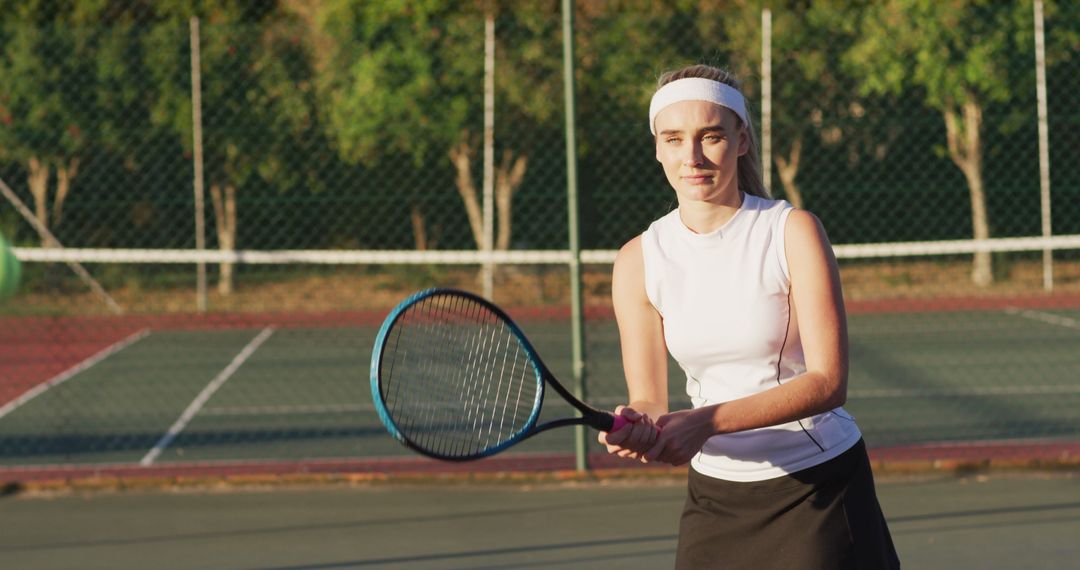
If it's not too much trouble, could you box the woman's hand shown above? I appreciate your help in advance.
[643,407,717,466]
[597,406,660,462]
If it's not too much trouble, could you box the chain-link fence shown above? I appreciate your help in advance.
[1,2,1078,479]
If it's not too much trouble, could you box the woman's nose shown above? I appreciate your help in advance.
[683,144,704,166]
[678,140,704,167]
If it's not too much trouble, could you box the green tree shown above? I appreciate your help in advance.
[0,0,153,246]
[843,0,1039,286]
[146,0,316,294]
[570,1,742,245]
[312,0,563,251]
[720,1,901,210]
[572,1,699,122]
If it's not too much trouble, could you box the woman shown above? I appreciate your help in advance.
[601,64,900,569]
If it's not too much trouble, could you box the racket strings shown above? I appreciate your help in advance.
[379,294,539,458]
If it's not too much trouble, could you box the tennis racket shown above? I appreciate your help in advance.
[370,288,628,461]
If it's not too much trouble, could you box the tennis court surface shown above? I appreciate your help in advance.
[1,470,1077,569]
[2,299,1078,481]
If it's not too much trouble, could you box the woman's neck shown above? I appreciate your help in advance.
[678,191,744,234]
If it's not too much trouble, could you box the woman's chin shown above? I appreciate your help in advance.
[676,187,723,204]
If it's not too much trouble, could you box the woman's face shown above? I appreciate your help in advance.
[654,100,748,205]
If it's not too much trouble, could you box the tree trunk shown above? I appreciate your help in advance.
[25,157,79,248]
[410,203,428,251]
[210,183,237,295]
[53,157,79,227]
[944,98,991,286]
[495,150,527,250]
[773,137,803,210]
[27,157,52,246]
[449,134,484,249]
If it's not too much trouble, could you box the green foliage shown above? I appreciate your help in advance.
[0,20,91,164]
[313,1,568,166]
[725,2,888,144]
[570,3,748,161]
[144,3,317,191]
[314,1,479,165]
[1,1,1078,254]
[1045,0,1080,66]
[843,0,1033,110]
[0,1,163,163]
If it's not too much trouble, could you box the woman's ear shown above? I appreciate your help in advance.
[737,127,750,157]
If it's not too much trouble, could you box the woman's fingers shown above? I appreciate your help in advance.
[599,406,667,462]
[617,406,643,422]
[644,438,694,466]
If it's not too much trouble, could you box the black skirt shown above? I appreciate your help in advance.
[675,440,900,569]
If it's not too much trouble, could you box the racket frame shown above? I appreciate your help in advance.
[370,288,616,461]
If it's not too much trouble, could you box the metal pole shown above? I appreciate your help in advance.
[482,11,496,300]
[761,8,772,193]
[0,176,123,314]
[1033,0,1053,291]
[561,0,588,472]
[191,17,208,311]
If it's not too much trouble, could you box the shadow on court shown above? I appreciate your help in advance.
[0,472,1076,569]
[890,500,1080,525]
[0,497,672,553]
[250,534,679,570]
[0,426,390,463]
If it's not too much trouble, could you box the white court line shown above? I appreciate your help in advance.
[0,329,151,420]
[140,327,275,466]
[1005,307,1080,330]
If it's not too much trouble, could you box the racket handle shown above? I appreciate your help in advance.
[610,414,630,432]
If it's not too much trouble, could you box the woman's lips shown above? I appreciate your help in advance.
[682,174,713,184]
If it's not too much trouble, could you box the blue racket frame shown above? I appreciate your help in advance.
[370,288,615,461]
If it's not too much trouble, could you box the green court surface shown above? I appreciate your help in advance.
[0,471,1077,569]
[1,307,1079,471]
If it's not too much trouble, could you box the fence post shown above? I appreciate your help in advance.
[1033,0,1052,291]
[190,17,207,311]
[482,11,495,299]
[761,8,772,193]
[561,0,589,472]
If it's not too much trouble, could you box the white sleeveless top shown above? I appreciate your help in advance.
[640,194,861,482]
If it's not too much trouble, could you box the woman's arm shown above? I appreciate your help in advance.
[646,210,849,465]
[599,236,669,459]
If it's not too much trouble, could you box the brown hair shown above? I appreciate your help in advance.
[656,65,770,199]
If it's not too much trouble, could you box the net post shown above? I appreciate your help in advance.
[561,0,589,473]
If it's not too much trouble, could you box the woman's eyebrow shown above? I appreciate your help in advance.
[658,125,726,136]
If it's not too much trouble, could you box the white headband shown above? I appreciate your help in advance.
[648,77,749,135]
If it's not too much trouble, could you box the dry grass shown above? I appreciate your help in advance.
[12,257,1080,317]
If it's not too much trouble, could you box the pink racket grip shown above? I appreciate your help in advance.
[609,414,630,433]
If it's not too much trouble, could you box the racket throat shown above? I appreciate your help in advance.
[533,412,612,435]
